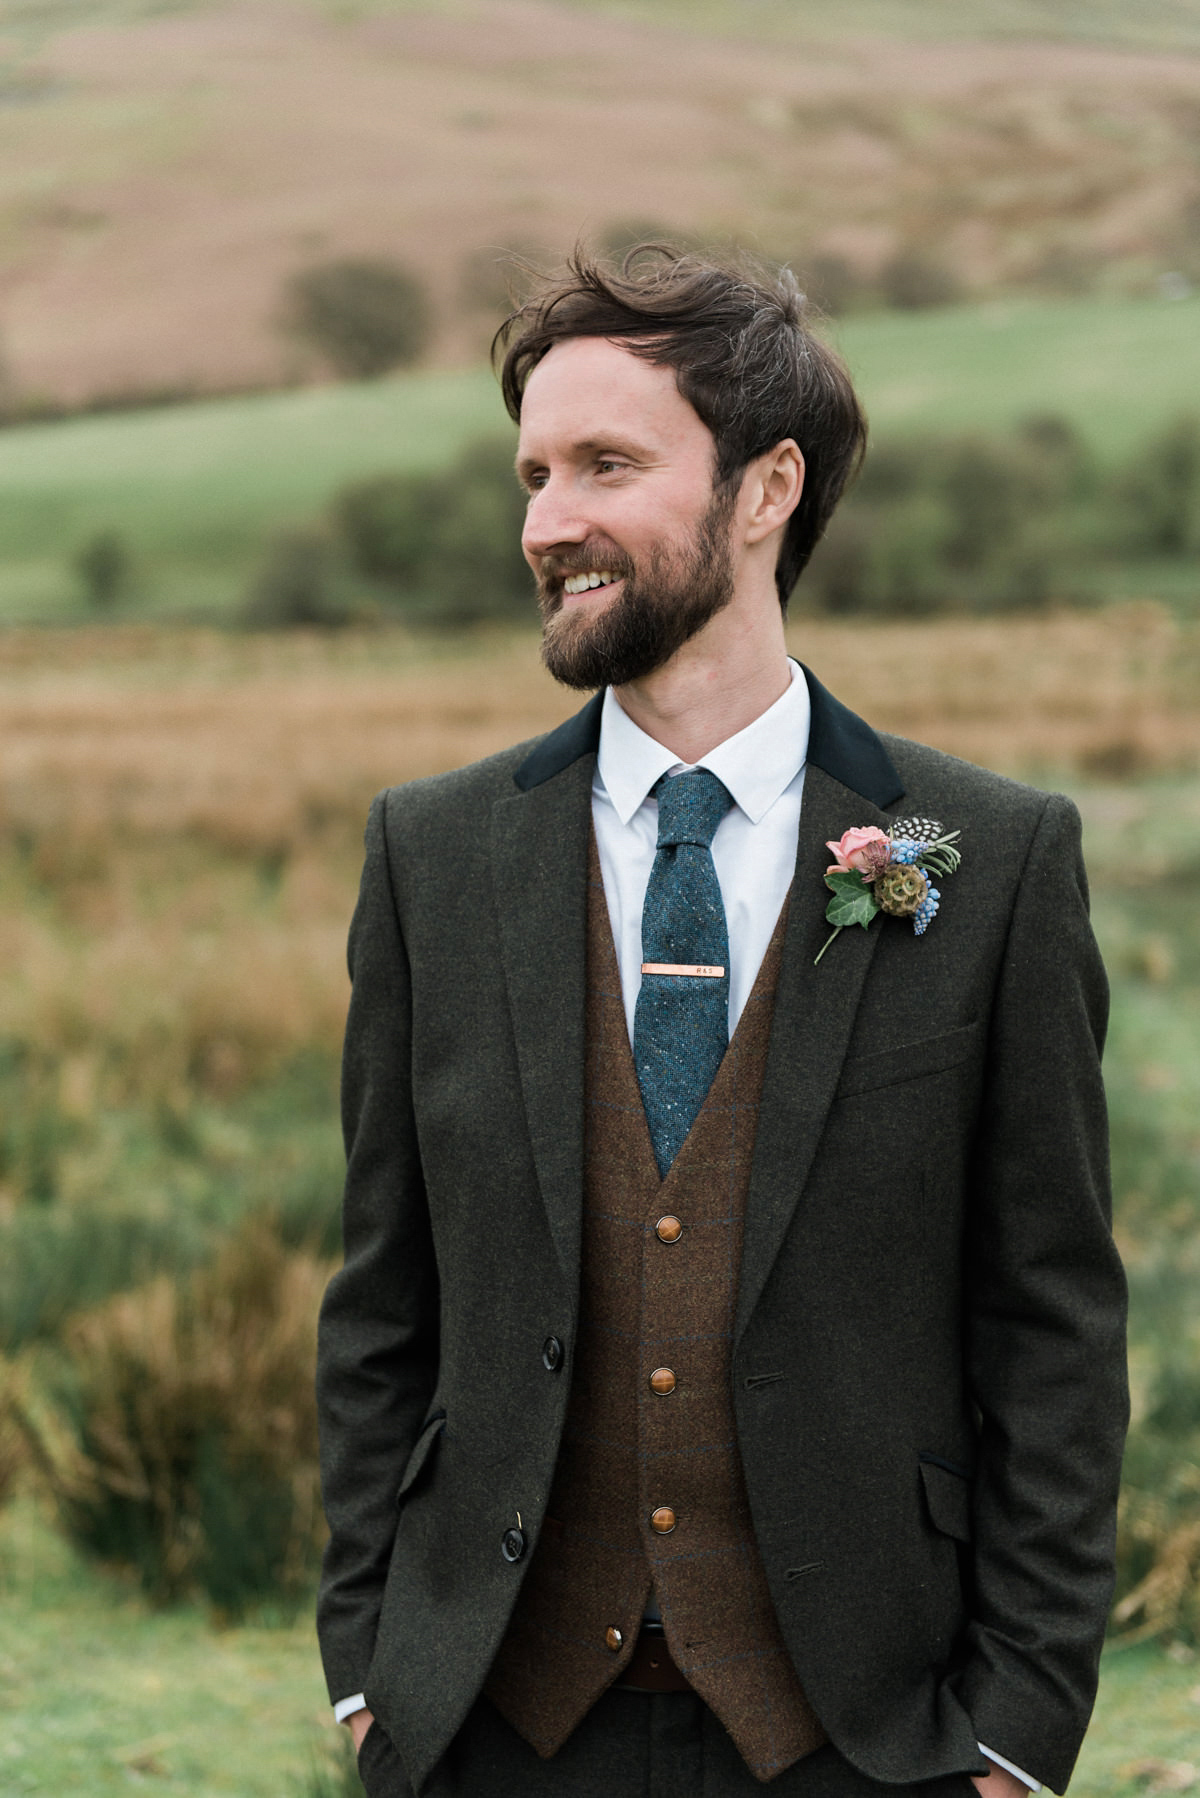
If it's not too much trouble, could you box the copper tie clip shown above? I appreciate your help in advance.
[641,963,726,978]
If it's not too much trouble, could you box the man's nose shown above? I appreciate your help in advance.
[522,478,589,560]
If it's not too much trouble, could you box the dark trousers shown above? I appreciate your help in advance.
[356,1690,977,1798]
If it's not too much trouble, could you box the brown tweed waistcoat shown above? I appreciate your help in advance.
[485,840,826,1782]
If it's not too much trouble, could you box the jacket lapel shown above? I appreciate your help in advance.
[734,674,905,1343]
[490,750,594,1288]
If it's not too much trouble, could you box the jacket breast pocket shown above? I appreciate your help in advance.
[834,1020,982,1102]
[396,1409,446,1505]
[919,1454,973,1543]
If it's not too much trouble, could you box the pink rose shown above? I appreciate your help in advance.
[826,825,891,881]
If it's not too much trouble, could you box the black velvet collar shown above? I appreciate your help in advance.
[512,665,905,811]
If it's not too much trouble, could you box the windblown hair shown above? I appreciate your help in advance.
[493,244,867,607]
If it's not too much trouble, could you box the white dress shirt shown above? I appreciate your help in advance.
[336,662,1040,1789]
[593,661,809,1040]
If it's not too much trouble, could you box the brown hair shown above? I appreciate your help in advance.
[494,244,867,608]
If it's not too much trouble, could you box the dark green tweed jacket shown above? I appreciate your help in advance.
[316,668,1128,1796]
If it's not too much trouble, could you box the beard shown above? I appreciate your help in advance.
[536,486,738,692]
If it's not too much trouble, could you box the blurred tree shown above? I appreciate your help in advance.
[335,472,439,586]
[282,257,431,378]
[74,531,130,610]
[242,528,353,628]
[879,249,962,310]
[334,435,529,624]
[1117,415,1200,554]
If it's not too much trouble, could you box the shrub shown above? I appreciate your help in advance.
[1115,414,1200,554]
[21,1222,330,1614]
[74,531,130,610]
[937,436,1033,570]
[0,1358,27,1507]
[1014,413,1096,503]
[422,436,531,622]
[334,473,440,586]
[1113,1431,1200,1645]
[333,434,530,624]
[0,1203,210,1356]
[242,528,355,629]
[805,424,1069,615]
[879,249,962,311]
[0,1040,73,1206]
[282,257,431,379]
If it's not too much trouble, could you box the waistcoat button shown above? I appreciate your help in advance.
[649,1367,677,1395]
[501,1527,527,1563]
[650,1506,677,1535]
[542,1335,564,1372]
[605,1626,624,1651]
[655,1215,683,1244]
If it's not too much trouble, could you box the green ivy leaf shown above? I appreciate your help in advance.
[824,870,879,930]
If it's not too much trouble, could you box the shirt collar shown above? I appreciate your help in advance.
[596,659,811,826]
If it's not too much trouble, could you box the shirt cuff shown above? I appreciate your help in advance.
[334,1694,368,1723]
[979,1743,1041,1790]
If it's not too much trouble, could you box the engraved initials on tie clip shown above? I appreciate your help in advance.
[640,963,726,978]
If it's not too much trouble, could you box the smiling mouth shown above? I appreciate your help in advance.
[561,569,621,598]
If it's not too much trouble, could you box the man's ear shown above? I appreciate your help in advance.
[743,440,805,545]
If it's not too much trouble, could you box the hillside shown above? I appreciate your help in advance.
[1,0,1200,402]
[3,292,1198,624]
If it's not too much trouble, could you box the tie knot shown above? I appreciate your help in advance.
[653,768,734,849]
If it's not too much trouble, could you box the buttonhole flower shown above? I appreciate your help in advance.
[815,819,962,964]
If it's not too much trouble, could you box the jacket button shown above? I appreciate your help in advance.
[649,1367,676,1395]
[655,1215,683,1244]
[605,1626,623,1651]
[541,1335,564,1372]
[501,1527,527,1563]
[650,1506,677,1535]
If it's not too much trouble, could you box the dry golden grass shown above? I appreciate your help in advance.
[1,611,1196,1099]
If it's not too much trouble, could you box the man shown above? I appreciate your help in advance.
[316,248,1127,1798]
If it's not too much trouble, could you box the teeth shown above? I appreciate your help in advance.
[563,571,617,595]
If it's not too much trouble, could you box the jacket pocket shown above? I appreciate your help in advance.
[396,1409,446,1504]
[919,1454,973,1543]
[835,1020,981,1101]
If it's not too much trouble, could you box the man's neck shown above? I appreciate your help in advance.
[611,605,792,765]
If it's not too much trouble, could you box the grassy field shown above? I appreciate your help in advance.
[1,615,1198,1790]
[2,291,1198,623]
[1,1497,1198,1798]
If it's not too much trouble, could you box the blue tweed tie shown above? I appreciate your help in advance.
[633,769,734,1176]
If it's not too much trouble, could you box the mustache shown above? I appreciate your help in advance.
[538,541,634,590]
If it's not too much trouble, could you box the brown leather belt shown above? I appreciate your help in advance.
[616,1625,692,1693]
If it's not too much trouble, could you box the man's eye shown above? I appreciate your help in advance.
[596,460,623,474]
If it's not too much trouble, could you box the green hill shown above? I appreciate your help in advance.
[1,291,1196,623]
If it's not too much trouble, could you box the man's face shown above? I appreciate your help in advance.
[516,337,739,690]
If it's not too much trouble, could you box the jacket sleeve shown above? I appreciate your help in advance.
[959,793,1128,1792]
[315,791,440,1703]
